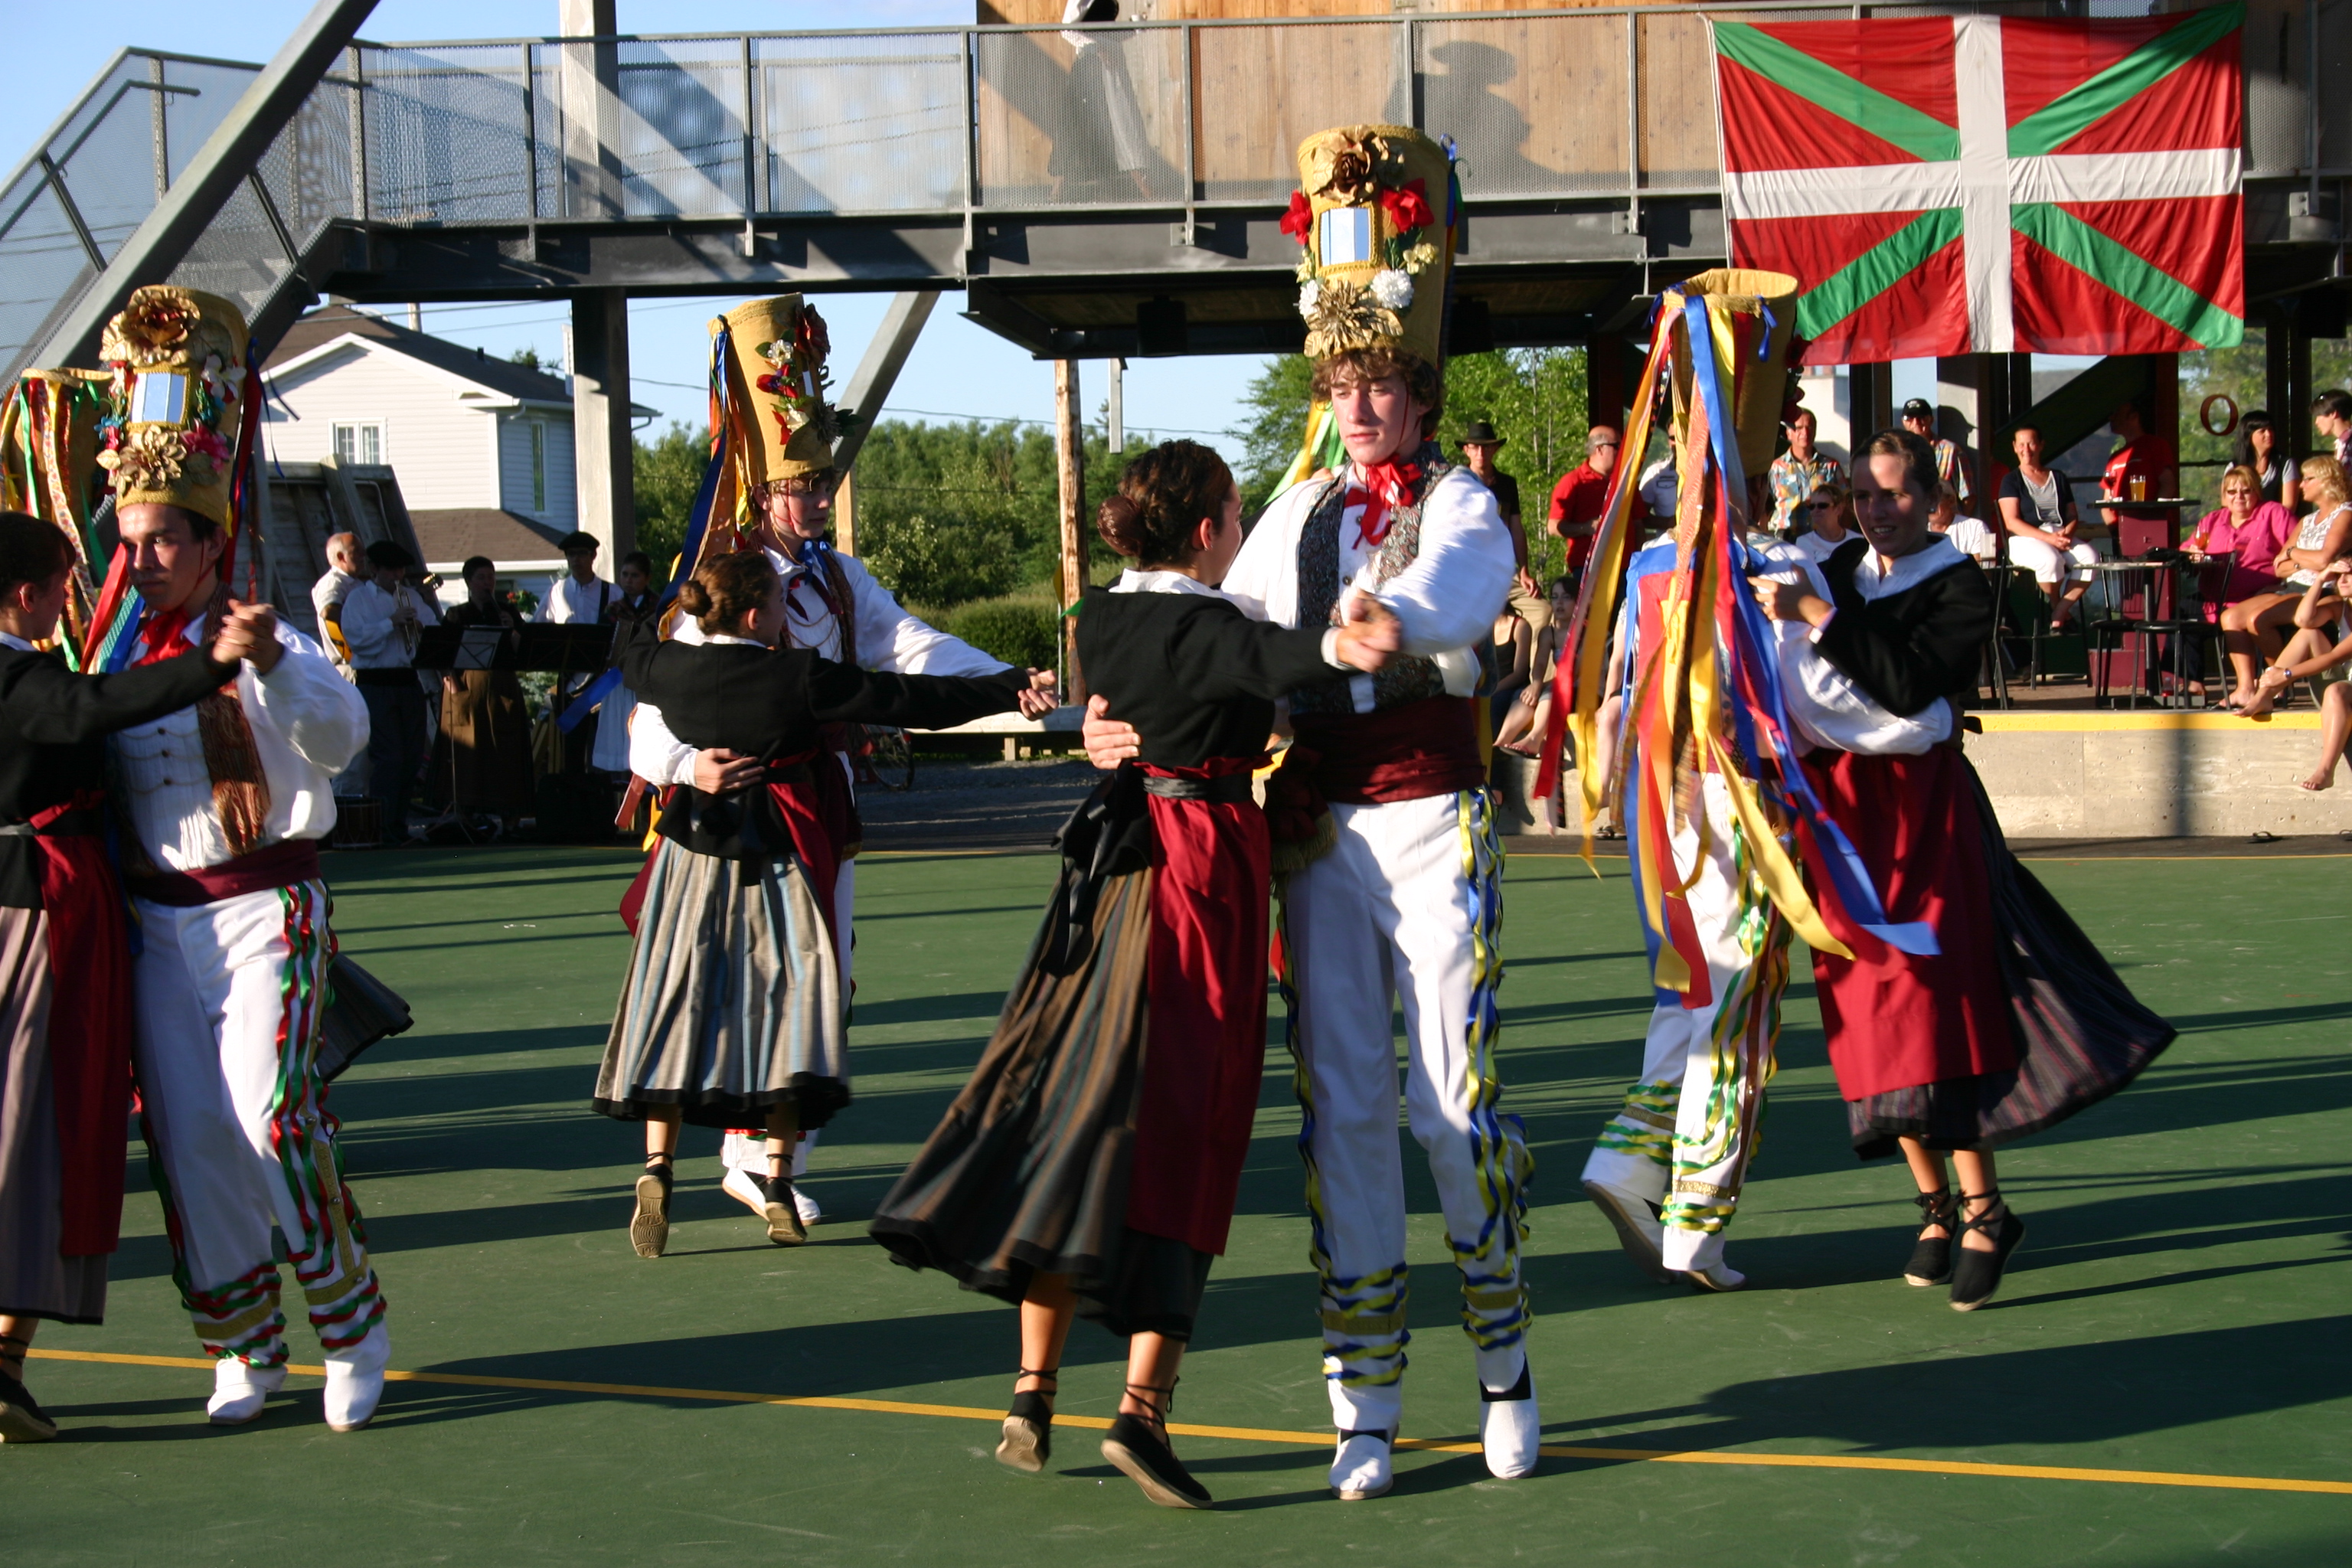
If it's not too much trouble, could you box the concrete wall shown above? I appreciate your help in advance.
[1494,713,2352,840]
[266,341,498,513]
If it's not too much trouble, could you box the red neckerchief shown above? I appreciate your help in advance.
[136,603,197,665]
[1344,457,1421,549]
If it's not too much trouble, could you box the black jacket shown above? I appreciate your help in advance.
[1816,541,1994,719]
[0,643,238,908]
[1071,586,1341,769]
[623,629,1025,860]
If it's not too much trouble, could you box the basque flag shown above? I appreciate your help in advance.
[1712,3,2244,363]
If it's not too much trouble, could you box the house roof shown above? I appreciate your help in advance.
[267,305,657,416]
[409,508,573,568]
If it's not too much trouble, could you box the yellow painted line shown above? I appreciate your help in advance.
[1975,710,2321,731]
[32,1349,2352,1496]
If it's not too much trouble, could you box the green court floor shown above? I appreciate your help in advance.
[14,844,2352,1566]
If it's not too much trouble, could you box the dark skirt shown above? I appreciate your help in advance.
[1844,758,2176,1158]
[868,850,1213,1341]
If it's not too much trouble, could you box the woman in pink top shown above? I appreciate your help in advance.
[2187,465,2295,611]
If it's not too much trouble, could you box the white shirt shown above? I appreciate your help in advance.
[1638,459,1677,520]
[112,616,369,873]
[310,568,358,629]
[1939,515,1998,562]
[631,542,1013,786]
[1790,528,1857,564]
[1223,464,1514,715]
[537,573,616,625]
[338,579,441,669]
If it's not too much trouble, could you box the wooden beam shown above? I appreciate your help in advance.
[833,468,857,557]
[1055,358,1086,702]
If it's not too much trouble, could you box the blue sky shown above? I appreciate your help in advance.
[5,2,1269,456]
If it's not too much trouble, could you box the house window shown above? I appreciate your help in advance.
[530,422,547,512]
[332,422,382,466]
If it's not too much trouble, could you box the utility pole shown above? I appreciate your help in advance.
[1106,356,1125,456]
[1056,358,1086,702]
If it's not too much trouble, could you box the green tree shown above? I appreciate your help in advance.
[631,422,710,572]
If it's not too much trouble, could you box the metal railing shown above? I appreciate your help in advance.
[0,2,2330,384]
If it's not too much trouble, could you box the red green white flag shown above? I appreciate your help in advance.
[1711,4,2244,364]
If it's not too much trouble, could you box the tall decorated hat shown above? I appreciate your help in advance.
[713,294,841,489]
[95,286,250,528]
[1282,124,1457,366]
[1661,268,1801,477]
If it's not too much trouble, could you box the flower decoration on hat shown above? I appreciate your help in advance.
[94,286,251,530]
[714,294,857,495]
[1285,124,1458,364]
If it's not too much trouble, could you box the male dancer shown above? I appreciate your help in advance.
[1086,126,1534,1496]
[629,295,1057,1240]
[96,288,386,1430]
[1580,526,1804,1292]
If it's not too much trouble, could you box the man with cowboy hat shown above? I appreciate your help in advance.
[1459,417,1546,635]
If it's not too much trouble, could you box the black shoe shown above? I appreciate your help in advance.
[1101,1382,1211,1509]
[1949,1194,2027,1312]
[1904,1187,1956,1287]
[0,1367,57,1443]
[754,1172,808,1246]
[630,1158,673,1259]
[997,1367,1056,1475]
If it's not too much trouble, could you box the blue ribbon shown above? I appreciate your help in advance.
[557,665,622,733]
[1678,297,1937,958]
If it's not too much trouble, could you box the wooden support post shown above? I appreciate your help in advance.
[832,468,856,557]
[1055,358,1086,702]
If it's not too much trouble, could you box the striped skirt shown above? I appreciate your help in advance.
[593,838,848,1131]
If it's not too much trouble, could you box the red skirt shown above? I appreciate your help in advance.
[34,833,137,1257]
[1126,787,1271,1257]
[1802,746,2016,1101]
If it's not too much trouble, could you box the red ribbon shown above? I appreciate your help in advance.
[1344,458,1421,549]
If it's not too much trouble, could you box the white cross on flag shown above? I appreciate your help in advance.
[1712,4,2243,363]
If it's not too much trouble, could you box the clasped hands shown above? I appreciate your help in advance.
[207,600,283,674]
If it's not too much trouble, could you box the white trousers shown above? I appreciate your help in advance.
[2006,533,2099,587]
[133,881,384,1365]
[719,857,851,1176]
[1580,775,1788,1270]
[1282,790,1530,1432]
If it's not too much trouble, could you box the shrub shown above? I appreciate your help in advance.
[939,595,1060,671]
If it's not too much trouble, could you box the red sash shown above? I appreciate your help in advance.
[1286,694,1484,808]
[126,838,319,906]
[27,799,136,1256]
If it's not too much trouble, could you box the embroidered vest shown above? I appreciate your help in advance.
[1288,443,1453,717]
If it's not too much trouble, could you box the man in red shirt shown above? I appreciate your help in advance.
[2099,397,2178,553]
[1548,425,1619,585]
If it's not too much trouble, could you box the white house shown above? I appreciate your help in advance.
[263,305,655,603]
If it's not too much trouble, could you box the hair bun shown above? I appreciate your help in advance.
[1096,494,1145,558]
[675,580,713,617]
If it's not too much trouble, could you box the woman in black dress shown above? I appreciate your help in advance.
[594,550,1024,1257]
[1754,430,2174,1310]
[871,442,1398,1508]
[431,556,535,831]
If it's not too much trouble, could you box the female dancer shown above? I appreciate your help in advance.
[2221,456,2352,709]
[1754,430,2174,1311]
[594,551,1025,1256]
[871,441,1398,1509]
